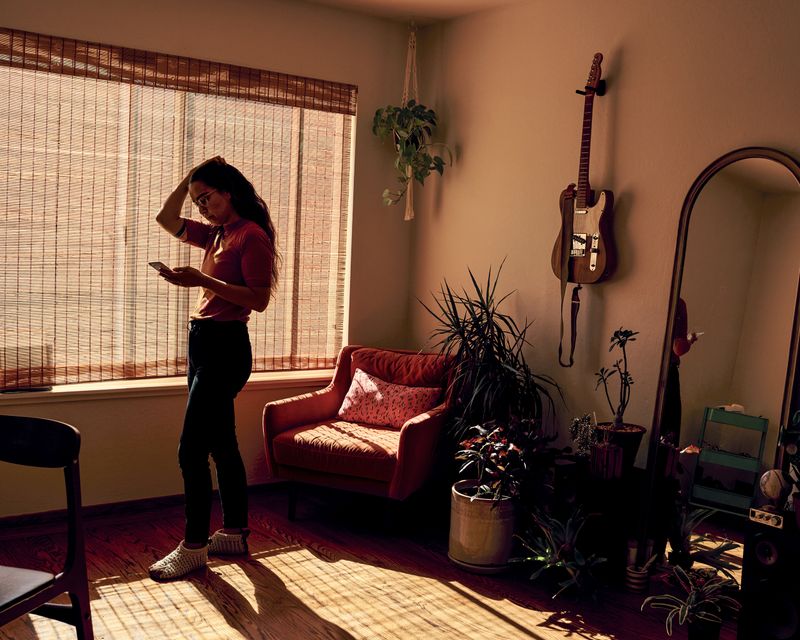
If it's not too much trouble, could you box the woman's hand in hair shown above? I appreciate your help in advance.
[196,156,226,171]
[183,156,226,183]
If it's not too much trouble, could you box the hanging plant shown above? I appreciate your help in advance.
[372,24,450,221]
[372,99,449,209]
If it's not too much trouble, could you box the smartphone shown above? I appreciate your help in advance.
[148,261,172,272]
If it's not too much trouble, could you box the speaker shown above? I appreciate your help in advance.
[738,520,800,639]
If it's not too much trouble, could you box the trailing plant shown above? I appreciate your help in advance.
[569,413,598,457]
[595,328,639,429]
[511,507,606,599]
[422,262,560,446]
[372,99,450,206]
[641,565,740,636]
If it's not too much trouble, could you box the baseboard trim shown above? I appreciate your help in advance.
[0,482,284,539]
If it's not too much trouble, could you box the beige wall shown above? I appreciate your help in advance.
[0,379,328,516]
[411,0,800,467]
[4,0,800,516]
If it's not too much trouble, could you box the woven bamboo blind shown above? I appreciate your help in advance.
[0,27,355,390]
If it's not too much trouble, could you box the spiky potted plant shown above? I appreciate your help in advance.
[423,262,560,572]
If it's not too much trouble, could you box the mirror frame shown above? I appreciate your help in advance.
[637,146,800,558]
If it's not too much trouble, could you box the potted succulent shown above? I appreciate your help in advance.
[641,565,740,639]
[372,99,450,220]
[423,262,560,572]
[592,328,647,477]
[511,506,606,599]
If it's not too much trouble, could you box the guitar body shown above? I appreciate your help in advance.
[551,188,616,283]
[551,52,616,285]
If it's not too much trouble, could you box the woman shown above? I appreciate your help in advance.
[149,157,278,581]
[651,297,699,562]
[662,297,700,447]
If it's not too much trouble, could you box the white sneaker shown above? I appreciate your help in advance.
[208,528,250,556]
[149,541,208,581]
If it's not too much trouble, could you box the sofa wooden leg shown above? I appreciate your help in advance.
[382,499,399,531]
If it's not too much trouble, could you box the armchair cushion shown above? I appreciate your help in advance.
[337,368,442,428]
[272,419,400,482]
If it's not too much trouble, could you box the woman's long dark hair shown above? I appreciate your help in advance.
[191,160,279,294]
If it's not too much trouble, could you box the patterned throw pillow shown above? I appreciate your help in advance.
[337,368,442,428]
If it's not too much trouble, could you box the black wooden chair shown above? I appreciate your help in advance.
[0,415,94,639]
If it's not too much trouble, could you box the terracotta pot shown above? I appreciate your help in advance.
[590,442,623,480]
[624,566,650,593]
[448,479,515,574]
[595,422,647,473]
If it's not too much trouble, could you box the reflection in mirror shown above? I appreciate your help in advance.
[638,148,800,563]
[680,158,800,461]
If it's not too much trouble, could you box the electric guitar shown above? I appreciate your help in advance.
[551,53,616,284]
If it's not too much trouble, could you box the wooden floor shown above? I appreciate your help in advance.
[0,485,743,640]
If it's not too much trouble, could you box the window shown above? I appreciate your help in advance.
[0,28,356,390]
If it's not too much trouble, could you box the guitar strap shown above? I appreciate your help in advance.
[559,284,582,367]
[558,185,581,367]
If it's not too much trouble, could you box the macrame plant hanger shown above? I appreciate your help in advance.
[401,23,418,221]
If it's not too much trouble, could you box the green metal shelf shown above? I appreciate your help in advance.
[688,407,768,516]
[698,448,760,472]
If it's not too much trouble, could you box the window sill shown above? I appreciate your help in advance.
[0,369,333,405]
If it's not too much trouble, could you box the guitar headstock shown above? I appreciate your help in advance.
[586,53,604,93]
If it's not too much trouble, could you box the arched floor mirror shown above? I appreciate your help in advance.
[638,146,800,558]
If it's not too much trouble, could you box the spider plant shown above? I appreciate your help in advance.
[511,507,606,599]
[668,506,740,581]
[641,565,740,636]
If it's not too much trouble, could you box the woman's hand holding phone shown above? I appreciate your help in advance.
[148,261,173,273]
[150,263,206,288]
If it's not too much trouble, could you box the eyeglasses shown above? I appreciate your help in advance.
[191,189,218,208]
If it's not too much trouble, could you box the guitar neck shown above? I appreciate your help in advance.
[576,92,595,210]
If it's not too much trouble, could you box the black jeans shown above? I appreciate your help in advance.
[180,319,252,544]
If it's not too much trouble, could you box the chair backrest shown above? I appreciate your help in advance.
[0,415,84,569]
[0,415,93,638]
[348,347,452,389]
[0,415,81,468]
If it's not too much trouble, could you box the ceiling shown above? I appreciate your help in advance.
[305,0,517,23]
